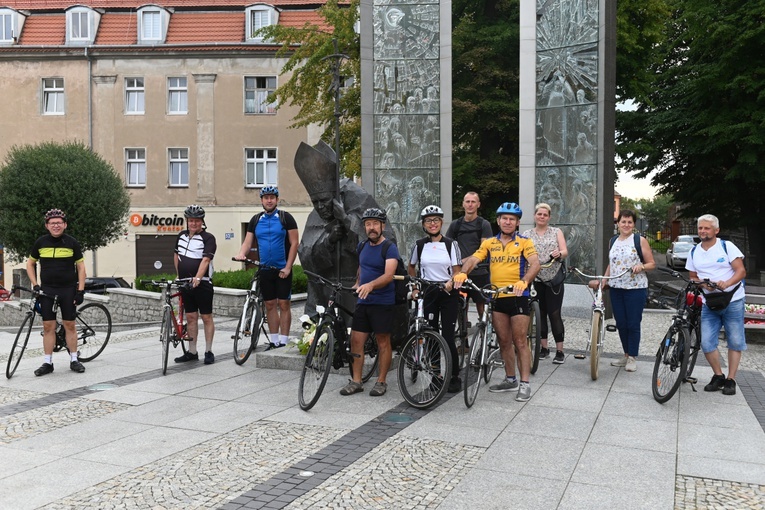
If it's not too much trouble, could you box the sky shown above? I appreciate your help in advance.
[615,171,658,200]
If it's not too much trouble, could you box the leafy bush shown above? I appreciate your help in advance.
[135,265,307,293]
[213,269,254,290]
[292,265,307,294]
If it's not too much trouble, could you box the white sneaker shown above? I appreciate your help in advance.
[625,356,637,372]
[515,382,531,402]
[610,356,628,367]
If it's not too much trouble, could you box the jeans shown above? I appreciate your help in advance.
[701,298,746,353]
[609,287,647,357]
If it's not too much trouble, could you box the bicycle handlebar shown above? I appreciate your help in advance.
[572,267,631,280]
[231,257,281,271]
[656,266,719,289]
[139,277,194,290]
[304,270,356,293]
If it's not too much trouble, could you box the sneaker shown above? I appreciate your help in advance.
[175,351,199,363]
[722,378,736,395]
[553,351,565,364]
[448,376,462,393]
[516,382,531,402]
[34,363,54,377]
[625,356,637,372]
[539,347,550,360]
[611,356,628,367]
[266,343,284,351]
[339,380,363,396]
[704,373,726,392]
[70,360,85,373]
[204,351,215,365]
[489,378,519,393]
[369,381,388,396]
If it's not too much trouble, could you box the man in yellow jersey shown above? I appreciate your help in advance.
[454,202,540,402]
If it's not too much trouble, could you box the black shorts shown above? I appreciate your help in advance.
[181,282,214,315]
[352,304,395,334]
[493,296,529,317]
[260,269,292,301]
[40,285,76,321]
[464,272,490,304]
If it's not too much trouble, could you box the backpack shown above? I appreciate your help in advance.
[251,209,288,232]
[357,239,408,305]
[414,237,455,276]
[609,233,644,263]
[690,239,728,261]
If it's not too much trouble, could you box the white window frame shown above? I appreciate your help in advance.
[244,76,277,114]
[42,78,65,115]
[140,9,162,41]
[69,10,89,40]
[1,12,14,43]
[168,148,189,187]
[245,148,278,188]
[167,77,188,114]
[245,5,279,41]
[125,77,145,115]
[126,148,147,187]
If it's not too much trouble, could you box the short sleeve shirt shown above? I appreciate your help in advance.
[358,240,399,306]
[471,233,537,296]
[29,233,84,287]
[176,230,217,279]
[686,239,745,302]
[409,237,462,282]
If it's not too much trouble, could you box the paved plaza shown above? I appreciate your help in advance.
[0,301,764,509]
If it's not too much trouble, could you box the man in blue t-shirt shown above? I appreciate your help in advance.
[340,208,398,397]
[236,186,299,348]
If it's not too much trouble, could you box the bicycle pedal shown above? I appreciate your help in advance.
[605,325,617,332]
[685,376,698,384]
[573,353,586,359]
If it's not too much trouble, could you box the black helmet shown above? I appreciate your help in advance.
[44,209,67,222]
[361,207,387,223]
[184,204,206,219]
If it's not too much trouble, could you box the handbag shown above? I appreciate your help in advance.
[543,262,566,288]
[702,283,740,311]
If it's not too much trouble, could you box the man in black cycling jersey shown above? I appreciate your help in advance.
[26,209,87,376]
[174,205,218,364]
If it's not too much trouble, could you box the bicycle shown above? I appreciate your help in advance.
[395,275,453,409]
[6,286,112,379]
[298,270,379,411]
[651,267,711,403]
[571,267,631,380]
[452,290,469,370]
[230,257,279,365]
[140,278,192,375]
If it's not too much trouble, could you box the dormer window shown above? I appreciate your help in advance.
[1,8,26,45]
[245,4,279,42]
[138,5,170,44]
[66,6,98,45]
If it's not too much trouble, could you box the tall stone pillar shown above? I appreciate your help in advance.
[193,73,217,203]
[519,0,616,274]
[361,0,451,259]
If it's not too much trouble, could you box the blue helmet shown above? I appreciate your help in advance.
[496,202,522,219]
[260,186,279,198]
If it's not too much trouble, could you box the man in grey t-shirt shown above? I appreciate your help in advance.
[445,191,493,317]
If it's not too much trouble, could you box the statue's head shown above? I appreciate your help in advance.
[311,192,335,222]
[295,141,338,211]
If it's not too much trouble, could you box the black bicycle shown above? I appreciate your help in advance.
[298,271,379,411]
[230,257,279,365]
[651,267,712,403]
[7,286,112,379]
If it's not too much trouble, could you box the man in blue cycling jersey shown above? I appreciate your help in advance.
[236,186,299,349]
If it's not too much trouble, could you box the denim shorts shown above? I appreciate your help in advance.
[700,297,746,353]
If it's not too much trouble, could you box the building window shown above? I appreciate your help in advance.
[1,13,14,42]
[245,5,278,41]
[167,77,188,114]
[43,78,65,115]
[126,148,146,186]
[70,11,89,40]
[141,9,161,40]
[169,148,189,187]
[125,77,145,114]
[245,148,277,187]
[244,77,276,114]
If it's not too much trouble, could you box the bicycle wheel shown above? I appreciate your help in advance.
[464,324,486,408]
[528,300,542,375]
[453,300,468,369]
[652,326,690,403]
[483,327,500,384]
[75,303,112,362]
[298,321,334,411]
[361,332,380,383]
[160,308,172,375]
[233,295,261,365]
[398,330,451,409]
[589,310,602,380]
[7,314,34,379]
[686,323,701,379]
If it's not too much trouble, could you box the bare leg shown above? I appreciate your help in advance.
[348,330,368,383]
[264,299,279,334]
[200,313,214,352]
[375,333,392,384]
[492,312,517,378]
[727,350,742,380]
[278,299,291,336]
[42,320,56,355]
[185,311,199,353]
[511,314,531,381]
[63,320,78,356]
[704,349,724,376]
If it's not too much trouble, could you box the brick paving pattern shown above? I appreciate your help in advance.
[675,476,765,509]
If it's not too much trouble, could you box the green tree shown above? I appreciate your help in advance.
[256,0,361,176]
[616,0,765,267]
[637,194,674,232]
[0,141,131,262]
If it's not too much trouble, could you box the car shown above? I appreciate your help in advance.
[84,277,132,294]
[666,241,694,269]
[0,285,11,301]
[675,235,700,245]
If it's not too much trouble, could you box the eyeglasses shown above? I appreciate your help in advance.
[423,218,442,224]
[47,222,65,226]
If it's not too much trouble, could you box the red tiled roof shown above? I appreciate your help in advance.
[279,10,327,30]
[17,14,65,45]
[95,13,137,45]
[166,12,244,43]
[2,0,329,9]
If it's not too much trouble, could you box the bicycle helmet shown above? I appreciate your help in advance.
[44,209,67,222]
[420,205,444,222]
[184,204,206,219]
[260,186,279,198]
[361,207,387,223]
[496,202,522,219]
